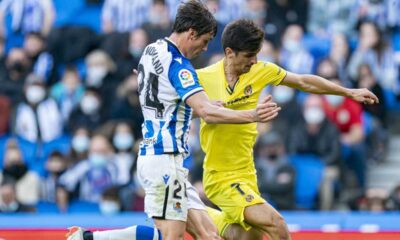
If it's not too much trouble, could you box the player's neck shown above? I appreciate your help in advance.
[223,59,239,84]
[169,33,188,58]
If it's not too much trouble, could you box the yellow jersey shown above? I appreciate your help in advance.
[197,60,287,172]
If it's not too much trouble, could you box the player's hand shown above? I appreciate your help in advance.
[349,88,379,104]
[255,95,281,122]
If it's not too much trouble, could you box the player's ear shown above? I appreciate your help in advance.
[188,28,198,40]
[225,47,234,58]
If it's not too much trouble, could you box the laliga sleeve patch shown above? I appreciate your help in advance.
[178,69,195,88]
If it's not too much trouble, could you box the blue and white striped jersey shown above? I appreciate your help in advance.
[138,38,203,155]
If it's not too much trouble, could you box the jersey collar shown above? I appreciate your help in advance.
[164,37,186,58]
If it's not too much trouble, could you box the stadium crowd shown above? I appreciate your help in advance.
[0,0,400,215]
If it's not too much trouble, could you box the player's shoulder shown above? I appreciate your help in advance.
[197,60,222,75]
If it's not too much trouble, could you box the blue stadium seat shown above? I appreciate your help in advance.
[42,134,71,160]
[68,4,102,32]
[383,88,400,111]
[36,201,60,213]
[15,136,39,169]
[68,200,100,213]
[289,154,324,209]
[53,0,85,27]
[362,111,374,136]
[0,134,10,169]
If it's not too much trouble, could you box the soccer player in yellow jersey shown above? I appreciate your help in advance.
[196,19,379,240]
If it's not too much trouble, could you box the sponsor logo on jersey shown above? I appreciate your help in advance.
[178,69,195,88]
[244,85,252,96]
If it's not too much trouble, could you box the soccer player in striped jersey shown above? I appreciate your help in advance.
[67,2,281,240]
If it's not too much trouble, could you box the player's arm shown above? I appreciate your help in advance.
[280,72,379,104]
[186,91,280,124]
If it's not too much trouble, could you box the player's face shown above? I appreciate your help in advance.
[187,32,213,59]
[233,51,258,75]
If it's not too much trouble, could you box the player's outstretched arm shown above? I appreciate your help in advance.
[280,72,379,104]
[186,91,280,124]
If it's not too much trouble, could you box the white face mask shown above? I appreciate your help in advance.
[99,200,120,215]
[86,66,107,87]
[326,95,344,107]
[273,86,294,104]
[283,39,301,52]
[113,133,134,151]
[303,107,325,124]
[72,135,90,153]
[26,85,46,104]
[89,153,108,168]
[81,95,100,115]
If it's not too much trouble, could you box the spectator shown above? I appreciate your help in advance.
[323,79,367,190]
[279,24,314,74]
[40,151,68,203]
[69,127,91,164]
[111,74,143,138]
[0,141,40,205]
[23,32,54,82]
[258,39,278,63]
[14,74,63,143]
[85,50,119,112]
[0,48,31,104]
[387,184,400,210]
[68,88,108,132]
[288,94,341,210]
[353,0,388,30]
[57,134,119,211]
[307,0,357,37]
[255,131,296,210]
[99,186,122,215]
[111,122,135,186]
[355,188,388,212]
[329,34,351,87]
[268,85,302,144]
[0,0,55,37]
[50,65,85,122]
[265,0,308,46]
[242,0,267,27]
[101,0,151,33]
[0,181,35,213]
[348,21,398,92]
[142,0,172,43]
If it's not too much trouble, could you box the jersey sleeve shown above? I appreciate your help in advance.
[168,59,203,102]
[259,61,287,86]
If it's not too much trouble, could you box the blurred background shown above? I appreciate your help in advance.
[0,0,399,239]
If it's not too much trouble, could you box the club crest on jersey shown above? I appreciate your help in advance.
[173,202,182,212]
[245,194,254,202]
[244,85,252,96]
[178,69,195,88]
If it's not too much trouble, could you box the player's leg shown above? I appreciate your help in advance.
[244,203,291,240]
[205,206,263,240]
[137,154,189,240]
[66,225,162,240]
[185,181,221,240]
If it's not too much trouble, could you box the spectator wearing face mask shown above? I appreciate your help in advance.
[0,142,40,206]
[14,74,63,143]
[68,127,91,164]
[85,50,119,113]
[279,24,314,74]
[255,131,296,210]
[323,79,367,191]
[142,0,172,44]
[111,122,135,186]
[40,151,68,203]
[57,134,119,212]
[267,85,302,144]
[50,65,85,122]
[288,94,341,210]
[99,186,122,215]
[0,181,35,213]
[68,88,108,132]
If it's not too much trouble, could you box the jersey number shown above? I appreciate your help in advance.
[173,180,187,200]
[138,63,165,118]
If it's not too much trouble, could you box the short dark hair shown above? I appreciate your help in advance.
[222,19,264,53]
[172,0,217,37]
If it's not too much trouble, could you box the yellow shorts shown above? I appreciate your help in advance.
[203,168,265,234]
